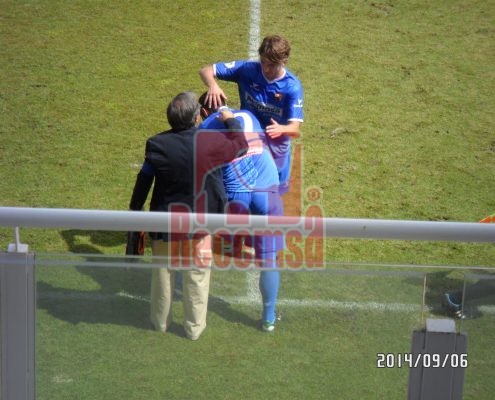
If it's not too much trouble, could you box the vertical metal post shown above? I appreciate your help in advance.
[408,319,467,400]
[0,251,36,400]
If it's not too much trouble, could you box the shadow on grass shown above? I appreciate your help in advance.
[208,295,259,330]
[405,270,495,320]
[60,229,125,251]
[37,230,257,336]
[36,280,152,330]
[60,229,151,294]
[38,230,158,332]
[37,280,258,337]
[423,270,464,316]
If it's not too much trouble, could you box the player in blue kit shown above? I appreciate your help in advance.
[199,34,304,195]
[198,95,284,332]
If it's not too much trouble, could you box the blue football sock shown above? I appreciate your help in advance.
[258,251,279,323]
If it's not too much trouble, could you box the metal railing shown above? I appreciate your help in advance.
[1,207,494,242]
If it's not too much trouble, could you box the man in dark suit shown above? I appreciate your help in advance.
[129,91,247,340]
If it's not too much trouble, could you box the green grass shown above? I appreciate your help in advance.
[1,0,494,399]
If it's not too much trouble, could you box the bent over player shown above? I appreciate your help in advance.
[198,96,284,332]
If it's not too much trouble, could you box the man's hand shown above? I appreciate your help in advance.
[217,108,234,121]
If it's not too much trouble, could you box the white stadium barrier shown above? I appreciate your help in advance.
[0,207,494,242]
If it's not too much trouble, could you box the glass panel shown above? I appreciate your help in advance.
[459,273,495,398]
[35,254,430,399]
[274,267,425,398]
[424,269,495,399]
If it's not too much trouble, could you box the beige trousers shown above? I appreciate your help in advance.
[150,236,212,340]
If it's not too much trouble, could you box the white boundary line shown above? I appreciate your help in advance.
[249,0,261,60]
[246,270,261,301]
[217,295,424,313]
[36,291,495,315]
[246,0,262,299]
[38,291,424,313]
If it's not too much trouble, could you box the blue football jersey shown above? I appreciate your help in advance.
[214,60,304,158]
[199,110,257,192]
[250,147,279,192]
[198,109,279,192]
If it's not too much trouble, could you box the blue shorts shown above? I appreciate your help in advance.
[227,191,285,253]
[273,152,291,195]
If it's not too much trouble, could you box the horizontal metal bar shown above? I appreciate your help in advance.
[0,207,494,242]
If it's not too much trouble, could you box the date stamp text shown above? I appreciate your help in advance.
[376,353,468,369]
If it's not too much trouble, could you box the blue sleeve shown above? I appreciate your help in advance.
[214,60,247,82]
[286,81,304,122]
[198,113,224,130]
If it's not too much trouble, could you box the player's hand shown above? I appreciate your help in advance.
[265,118,284,138]
[206,83,228,109]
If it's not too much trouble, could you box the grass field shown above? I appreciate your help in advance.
[1,0,494,398]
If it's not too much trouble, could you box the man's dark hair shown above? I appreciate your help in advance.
[166,91,201,130]
[198,92,226,119]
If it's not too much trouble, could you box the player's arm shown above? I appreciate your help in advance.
[266,119,301,139]
[199,64,227,109]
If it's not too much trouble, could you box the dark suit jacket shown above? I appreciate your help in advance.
[129,118,247,239]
